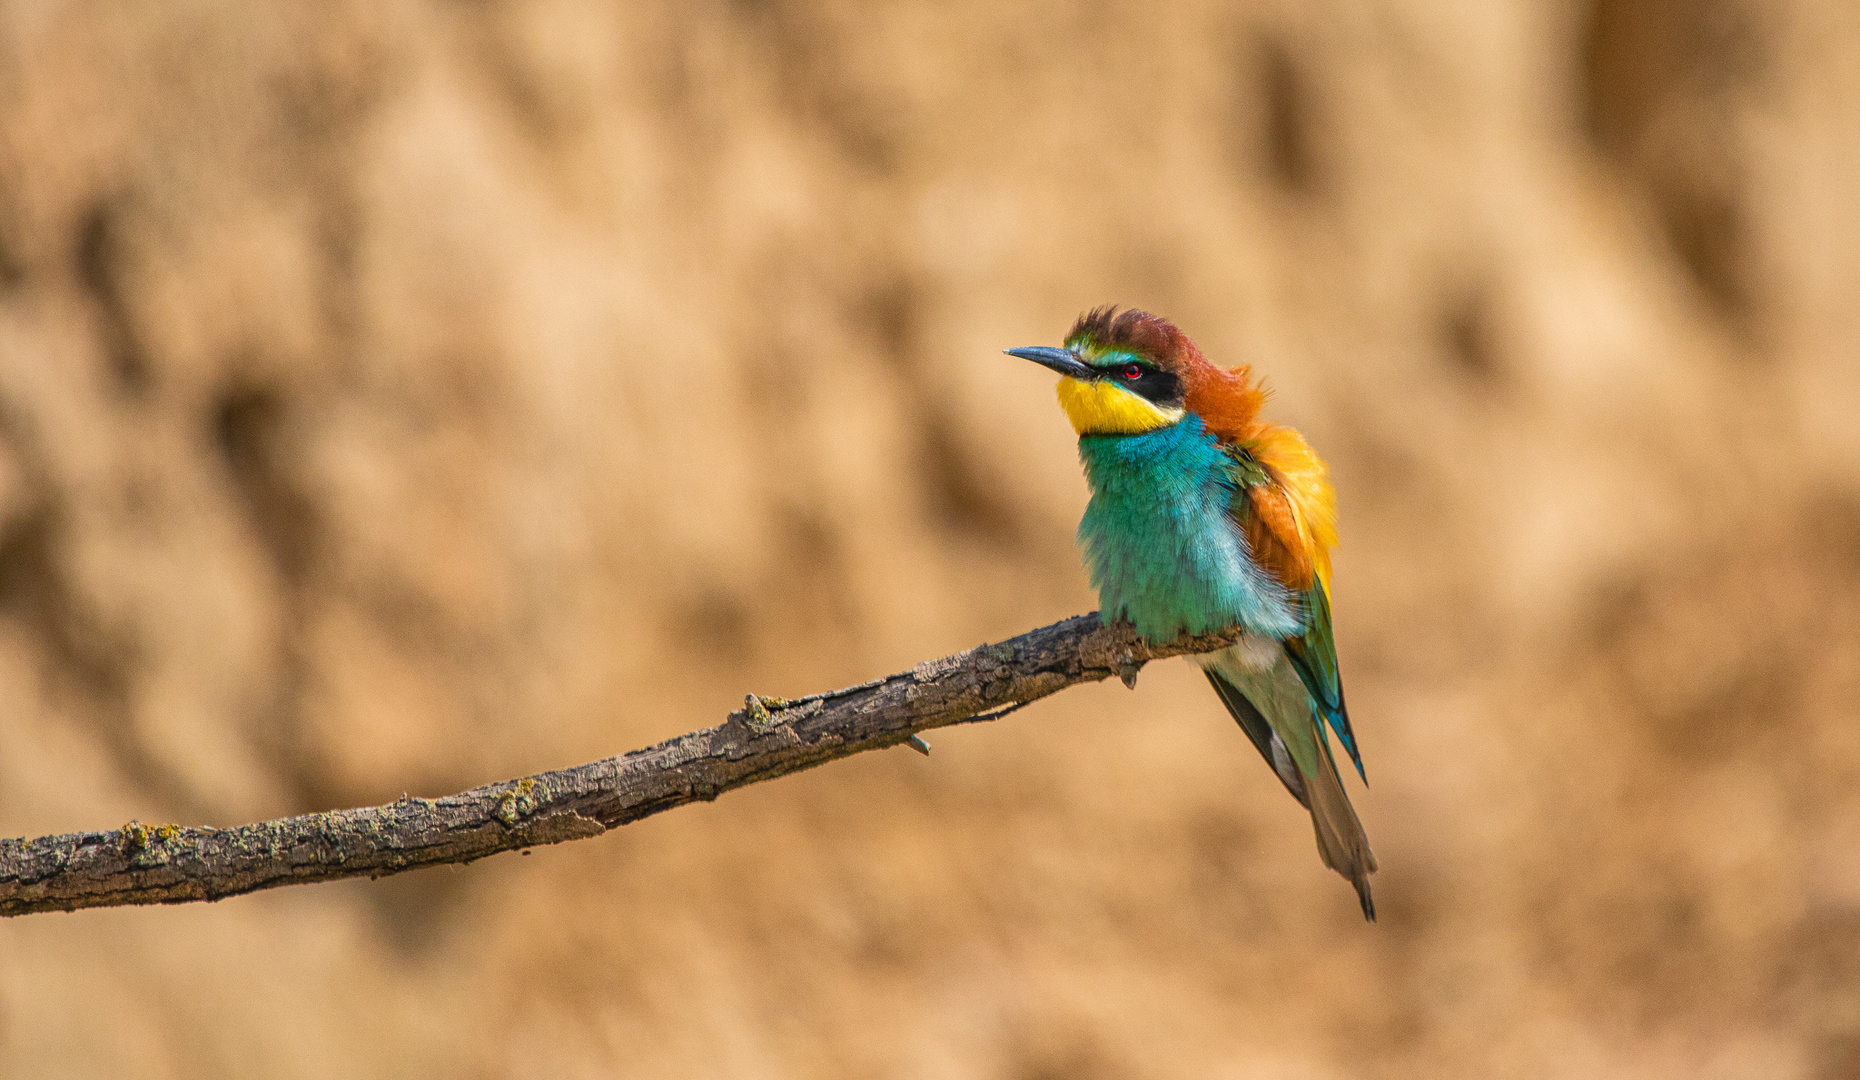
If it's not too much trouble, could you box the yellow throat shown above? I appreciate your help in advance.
[1056,376,1185,435]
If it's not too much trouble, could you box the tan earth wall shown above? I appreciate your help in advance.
[3,1,1859,1077]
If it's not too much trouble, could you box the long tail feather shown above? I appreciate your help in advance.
[1305,721,1378,920]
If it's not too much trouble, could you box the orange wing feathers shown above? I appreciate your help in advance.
[1181,356,1336,594]
[1249,423,1337,592]
[1244,483,1318,590]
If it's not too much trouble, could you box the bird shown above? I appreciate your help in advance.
[1007,306,1377,920]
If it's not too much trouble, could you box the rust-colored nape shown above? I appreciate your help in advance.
[1181,360,1267,445]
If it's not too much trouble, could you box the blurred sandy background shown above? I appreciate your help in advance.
[2,1,1858,1076]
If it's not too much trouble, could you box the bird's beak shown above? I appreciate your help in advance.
[1005,346,1097,380]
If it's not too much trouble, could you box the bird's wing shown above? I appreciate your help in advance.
[1283,580,1364,781]
[1221,440,1365,781]
[1202,663,1308,807]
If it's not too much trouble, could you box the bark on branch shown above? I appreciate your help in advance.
[1,613,1246,917]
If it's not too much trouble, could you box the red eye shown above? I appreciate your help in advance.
[1122,363,1143,380]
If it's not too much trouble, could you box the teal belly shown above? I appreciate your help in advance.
[1076,417,1300,642]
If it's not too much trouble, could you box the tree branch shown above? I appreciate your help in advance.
[0,613,1245,917]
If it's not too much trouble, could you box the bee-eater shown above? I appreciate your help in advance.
[1009,307,1376,920]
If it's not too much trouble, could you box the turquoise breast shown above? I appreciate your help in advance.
[1075,416,1300,642]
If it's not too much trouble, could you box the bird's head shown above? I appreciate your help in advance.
[1007,307,1202,436]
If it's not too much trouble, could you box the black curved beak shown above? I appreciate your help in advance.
[1005,346,1096,380]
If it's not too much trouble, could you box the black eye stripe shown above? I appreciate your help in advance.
[1098,362,1183,406]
